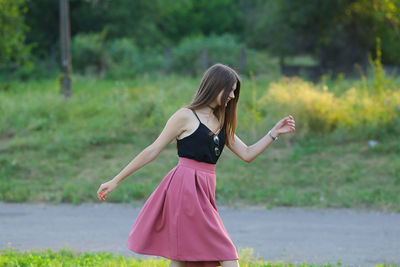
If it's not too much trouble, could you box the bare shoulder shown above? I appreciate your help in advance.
[150,107,192,149]
[173,107,198,139]
[172,107,192,122]
[166,107,193,131]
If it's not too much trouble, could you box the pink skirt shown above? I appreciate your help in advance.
[126,157,239,267]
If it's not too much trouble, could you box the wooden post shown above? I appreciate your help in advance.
[60,0,71,98]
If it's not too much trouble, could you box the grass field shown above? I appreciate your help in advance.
[0,73,399,212]
[2,246,396,267]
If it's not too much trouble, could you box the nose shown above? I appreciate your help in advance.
[229,91,235,99]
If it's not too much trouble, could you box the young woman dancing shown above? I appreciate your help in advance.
[97,63,296,267]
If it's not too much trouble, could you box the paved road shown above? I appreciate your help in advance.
[0,202,399,267]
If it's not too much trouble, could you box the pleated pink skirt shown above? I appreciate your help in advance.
[126,157,239,267]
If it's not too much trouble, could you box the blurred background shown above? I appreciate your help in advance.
[2,0,400,79]
[0,0,399,212]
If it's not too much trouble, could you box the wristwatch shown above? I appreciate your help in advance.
[268,130,278,141]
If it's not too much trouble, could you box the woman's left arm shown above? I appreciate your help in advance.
[227,115,295,163]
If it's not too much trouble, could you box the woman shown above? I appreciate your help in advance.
[97,63,296,267]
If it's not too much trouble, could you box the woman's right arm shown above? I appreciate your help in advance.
[97,108,189,200]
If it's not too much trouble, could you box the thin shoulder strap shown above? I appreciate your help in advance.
[190,109,201,123]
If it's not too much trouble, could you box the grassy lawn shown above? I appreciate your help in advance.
[2,246,394,267]
[0,74,399,212]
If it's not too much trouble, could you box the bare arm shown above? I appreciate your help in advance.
[227,130,277,163]
[227,115,295,163]
[97,108,189,200]
[111,108,188,184]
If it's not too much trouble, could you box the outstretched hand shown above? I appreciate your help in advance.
[271,115,295,136]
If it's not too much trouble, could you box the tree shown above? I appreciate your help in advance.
[247,0,400,72]
[0,0,31,66]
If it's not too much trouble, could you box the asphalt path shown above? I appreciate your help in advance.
[0,202,399,267]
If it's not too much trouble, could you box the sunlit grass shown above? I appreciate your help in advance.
[0,73,399,211]
[257,76,400,138]
[1,246,391,267]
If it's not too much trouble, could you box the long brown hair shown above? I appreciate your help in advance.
[184,63,241,147]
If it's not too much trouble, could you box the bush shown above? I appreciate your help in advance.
[107,38,137,65]
[105,38,165,79]
[170,34,278,77]
[260,77,340,135]
[0,56,59,82]
[62,32,279,79]
[171,34,242,75]
[257,76,400,139]
[71,32,107,75]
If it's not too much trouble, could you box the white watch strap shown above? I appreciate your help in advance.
[268,130,277,140]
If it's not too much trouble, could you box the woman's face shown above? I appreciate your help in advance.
[217,82,237,107]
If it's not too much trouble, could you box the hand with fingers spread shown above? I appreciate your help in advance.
[97,180,118,201]
[270,115,296,137]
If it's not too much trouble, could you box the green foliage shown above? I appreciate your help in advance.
[1,76,400,212]
[0,246,351,267]
[68,33,275,78]
[0,0,58,81]
[257,75,400,139]
[107,38,137,65]
[70,31,166,78]
[258,77,340,135]
[364,0,400,64]
[0,247,170,267]
[23,0,245,57]
[0,57,58,81]
[105,38,165,79]
[248,0,400,68]
[3,0,400,79]
[365,37,398,96]
[171,34,242,75]
[0,0,31,66]
[104,38,139,78]
[170,34,277,76]
[240,71,264,138]
[0,0,35,80]
[254,37,400,139]
[71,31,108,75]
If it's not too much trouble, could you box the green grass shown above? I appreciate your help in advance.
[0,74,399,212]
[283,55,319,67]
[217,134,400,212]
[2,246,396,267]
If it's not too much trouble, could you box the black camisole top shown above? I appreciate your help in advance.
[176,109,226,164]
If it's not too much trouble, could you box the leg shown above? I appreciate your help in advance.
[220,260,240,267]
[169,260,186,267]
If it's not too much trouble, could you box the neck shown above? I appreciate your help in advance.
[207,104,217,111]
